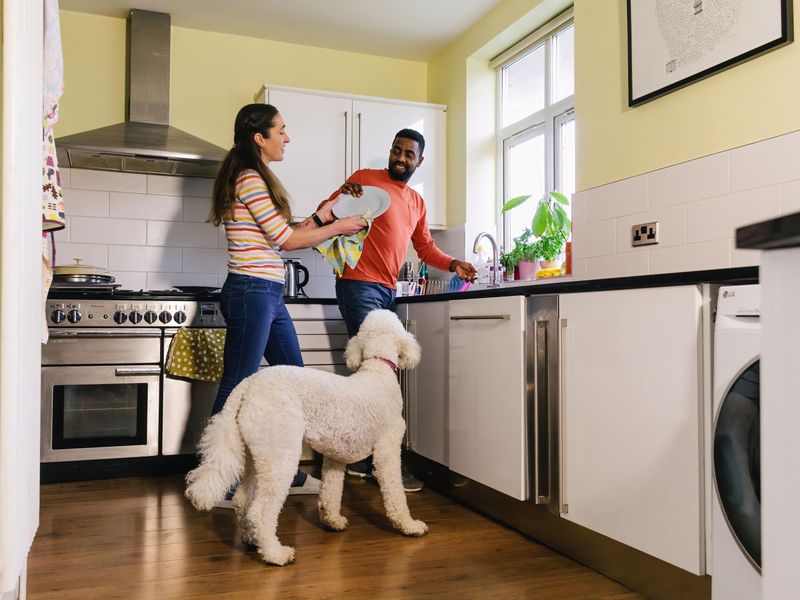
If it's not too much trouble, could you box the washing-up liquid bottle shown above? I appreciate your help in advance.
[417,262,427,295]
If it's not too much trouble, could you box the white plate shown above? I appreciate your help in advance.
[332,186,391,220]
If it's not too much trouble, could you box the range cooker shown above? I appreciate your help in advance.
[42,290,225,463]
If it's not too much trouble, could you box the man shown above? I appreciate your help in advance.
[313,128,477,492]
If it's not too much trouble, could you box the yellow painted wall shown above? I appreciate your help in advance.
[56,10,427,150]
[575,0,800,191]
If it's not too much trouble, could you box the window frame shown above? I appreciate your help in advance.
[495,17,575,250]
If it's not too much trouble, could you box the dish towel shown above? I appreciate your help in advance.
[166,328,227,383]
[313,216,373,276]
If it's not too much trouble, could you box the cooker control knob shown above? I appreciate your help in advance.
[113,310,128,324]
[51,309,66,324]
[159,310,172,324]
[66,309,82,324]
[173,311,187,324]
[143,311,158,324]
[129,311,143,324]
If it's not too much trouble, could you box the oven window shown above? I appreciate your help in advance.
[52,383,148,449]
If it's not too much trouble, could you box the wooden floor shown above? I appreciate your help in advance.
[28,475,643,600]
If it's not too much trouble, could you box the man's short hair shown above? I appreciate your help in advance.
[394,129,425,156]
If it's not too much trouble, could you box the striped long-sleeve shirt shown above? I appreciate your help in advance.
[224,169,292,283]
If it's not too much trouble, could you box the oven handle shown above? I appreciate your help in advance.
[49,329,162,338]
[115,367,162,376]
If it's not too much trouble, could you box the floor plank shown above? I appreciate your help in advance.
[27,475,644,599]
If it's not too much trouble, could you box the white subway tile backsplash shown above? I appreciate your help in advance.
[53,217,69,243]
[70,217,147,245]
[146,175,213,197]
[183,196,212,223]
[110,193,183,221]
[731,241,760,268]
[54,243,108,268]
[781,180,800,215]
[303,276,336,299]
[60,167,71,189]
[113,271,148,291]
[147,221,219,248]
[218,226,227,249]
[586,175,648,222]
[283,248,318,276]
[615,204,687,252]
[586,252,648,279]
[146,271,219,290]
[62,189,109,217]
[687,186,781,243]
[649,152,729,209]
[109,245,182,273]
[649,240,730,274]
[70,169,147,193]
[572,219,616,259]
[570,258,587,279]
[182,248,228,274]
[731,129,800,191]
[571,191,587,227]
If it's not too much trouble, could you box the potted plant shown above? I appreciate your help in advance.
[501,191,571,276]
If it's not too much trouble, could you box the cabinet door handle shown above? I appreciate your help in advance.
[115,367,161,376]
[449,314,510,321]
[357,112,362,171]
[344,111,349,179]
[558,318,569,515]
[531,319,550,505]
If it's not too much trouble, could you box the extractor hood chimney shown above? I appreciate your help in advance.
[56,9,226,178]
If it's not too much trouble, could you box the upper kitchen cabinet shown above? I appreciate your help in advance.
[257,85,446,227]
[558,286,705,575]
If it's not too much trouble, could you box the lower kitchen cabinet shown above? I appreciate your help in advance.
[558,285,705,574]
[448,296,527,500]
[405,300,449,466]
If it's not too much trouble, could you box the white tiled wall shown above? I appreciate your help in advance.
[54,168,339,295]
[572,129,800,279]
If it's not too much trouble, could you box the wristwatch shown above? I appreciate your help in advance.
[311,212,325,227]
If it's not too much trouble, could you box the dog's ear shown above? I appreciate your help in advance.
[344,335,364,371]
[397,330,421,369]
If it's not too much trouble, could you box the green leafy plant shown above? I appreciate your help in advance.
[499,228,538,270]
[501,191,572,263]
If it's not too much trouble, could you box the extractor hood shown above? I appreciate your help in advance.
[56,10,226,178]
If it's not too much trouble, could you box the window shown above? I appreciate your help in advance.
[495,14,575,248]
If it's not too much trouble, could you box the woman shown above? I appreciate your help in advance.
[209,103,365,498]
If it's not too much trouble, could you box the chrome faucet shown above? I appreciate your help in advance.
[472,232,501,287]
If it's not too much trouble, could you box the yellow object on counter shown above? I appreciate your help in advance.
[536,268,562,278]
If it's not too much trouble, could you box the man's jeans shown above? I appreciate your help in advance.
[335,278,397,338]
[212,273,303,415]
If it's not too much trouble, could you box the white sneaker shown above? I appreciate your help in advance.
[288,474,321,495]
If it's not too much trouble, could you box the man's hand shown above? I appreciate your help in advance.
[340,182,364,197]
[450,260,477,281]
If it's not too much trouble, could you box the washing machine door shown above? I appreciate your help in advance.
[714,358,761,571]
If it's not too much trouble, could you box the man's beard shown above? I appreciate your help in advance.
[388,161,416,183]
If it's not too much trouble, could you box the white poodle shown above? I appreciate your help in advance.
[185,309,427,566]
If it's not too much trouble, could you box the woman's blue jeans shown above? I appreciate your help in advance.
[212,273,303,415]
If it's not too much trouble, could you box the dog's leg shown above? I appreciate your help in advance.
[318,456,348,531]
[235,451,257,546]
[372,422,428,537]
[246,435,303,566]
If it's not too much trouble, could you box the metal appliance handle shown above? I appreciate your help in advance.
[115,367,162,376]
[344,111,349,178]
[449,315,511,321]
[532,319,550,505]
[558,318,568,515]
[402,319,417,450]
[49,329,162,338]
[357,112,362,171]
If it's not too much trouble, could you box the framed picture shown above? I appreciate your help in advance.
[627,0,793,106]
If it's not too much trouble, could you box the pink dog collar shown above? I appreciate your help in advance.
[376,357,399,372]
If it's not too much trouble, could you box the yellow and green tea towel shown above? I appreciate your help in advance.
[165,328,226,383]
[313,214,373,276]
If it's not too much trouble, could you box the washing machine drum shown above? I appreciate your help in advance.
[714,359,761,570]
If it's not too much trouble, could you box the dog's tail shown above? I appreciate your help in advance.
[184,379,248,511]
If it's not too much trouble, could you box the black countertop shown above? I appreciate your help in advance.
[736,211,800,250]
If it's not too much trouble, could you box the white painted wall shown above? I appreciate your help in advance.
[570,129,800,279]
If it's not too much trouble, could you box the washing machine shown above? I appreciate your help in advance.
[712,284,761,600]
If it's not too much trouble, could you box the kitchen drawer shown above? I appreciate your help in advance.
[300,350,345,365]
[287,304,342,320]
[297,334,348,351]
[294,320,348,335]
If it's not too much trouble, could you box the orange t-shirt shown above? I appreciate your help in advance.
[319,169,453,290]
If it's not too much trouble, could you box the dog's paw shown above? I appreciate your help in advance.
[241,528,257,547]
[401,519,428,537]
[260,544,296,566]
[322,514,349,531]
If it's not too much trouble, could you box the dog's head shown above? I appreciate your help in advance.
[344,309,421,371]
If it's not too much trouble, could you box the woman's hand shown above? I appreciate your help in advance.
[334,215,368,236]
[317,197,339,224]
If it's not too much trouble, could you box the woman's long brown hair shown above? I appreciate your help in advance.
[209,103,293,225]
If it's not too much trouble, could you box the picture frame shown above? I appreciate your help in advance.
[627,0,793,106]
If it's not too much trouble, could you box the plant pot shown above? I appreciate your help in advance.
[517,259,540,281]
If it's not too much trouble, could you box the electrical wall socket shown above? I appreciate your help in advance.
[632,221,659,247]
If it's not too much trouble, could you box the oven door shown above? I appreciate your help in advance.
[41,364,160,462]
